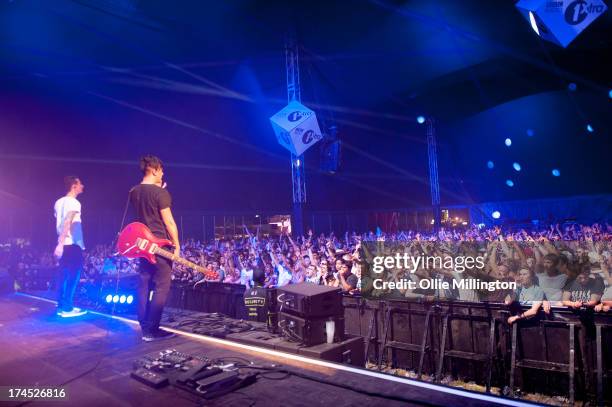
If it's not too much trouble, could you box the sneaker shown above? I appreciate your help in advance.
[59,308,88,318]
[142,330,175,342]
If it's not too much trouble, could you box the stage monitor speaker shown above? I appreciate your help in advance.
[279,311,344,346]
[277,282,342,318]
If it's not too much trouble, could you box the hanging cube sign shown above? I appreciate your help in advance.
[270,100,323,156]
[516,0,607,48]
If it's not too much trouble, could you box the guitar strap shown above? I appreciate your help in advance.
[112,187,135,251]
[109,187,135,316]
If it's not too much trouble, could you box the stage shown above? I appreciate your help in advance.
[0,293,539,407]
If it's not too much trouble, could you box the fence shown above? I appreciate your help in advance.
[162,282,611,404]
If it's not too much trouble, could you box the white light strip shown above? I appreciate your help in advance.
[16,292,533,407]
[528,11,540,36]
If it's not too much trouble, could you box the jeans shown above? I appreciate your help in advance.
[57,244,83,312]
[137,255,172,334]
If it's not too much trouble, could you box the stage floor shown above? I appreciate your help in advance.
[0,293,535,407]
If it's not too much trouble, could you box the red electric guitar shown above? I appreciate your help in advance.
[117,222,215,278]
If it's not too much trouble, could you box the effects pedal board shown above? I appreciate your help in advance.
[131,349,211,387]
[131,368,169,389]
[196,370,239,392]
[130,349,256,397]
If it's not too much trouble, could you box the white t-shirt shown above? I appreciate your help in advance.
[240,268,253,286]
[536,272,567,301]
[276,264,292,287]
[54,196,84,249]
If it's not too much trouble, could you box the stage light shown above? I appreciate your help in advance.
[105,294,113,303]
[127,295,134,304]
[552,168,561,177]
[526,129,534,137]
[487,161,494,169]
[113,295,119,303]
[416,115,425,124]
[568,83,577,91]
[492,211,501,219]
[586,124,594,133]
[506,179,515,187]
[119,295,126,304]
[505,138,512,147]
[295,159,301,167]
[609,89,612,99]
[528,11,540,35]
[513,162,521,171]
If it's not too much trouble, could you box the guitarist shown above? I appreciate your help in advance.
[129,155,179,342]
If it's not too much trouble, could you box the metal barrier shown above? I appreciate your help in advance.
[163,283,611,404]
[342,297,612,405]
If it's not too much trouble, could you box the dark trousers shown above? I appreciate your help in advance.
[57,244,83,312]
[137,255,172,334]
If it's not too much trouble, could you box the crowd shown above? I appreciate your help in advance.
[3,222,611,319]
[356,224,611,322]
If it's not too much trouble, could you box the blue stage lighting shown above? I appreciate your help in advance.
[526,129,534,137]
[505,138,512,147]
[586,124,594,133]
[416,115,425,124]
[609,89,612,99]
[487,161,494,169]
[119,295,126,304]
[492,211,501,219]
[127,295,134,304]
[113,295,119,303]
[105,294,112,303]
[506,179,515,187]
[513,162,521,171]
[552,168,560,177]
[568,83,577,91]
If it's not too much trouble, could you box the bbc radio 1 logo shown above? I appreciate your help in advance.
[293,127,318,145]
[302,130,315,144]
[287,110,312,122]
[564,0,605,25]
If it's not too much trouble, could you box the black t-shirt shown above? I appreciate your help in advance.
[563,277,604,303]
[129,184,172,239]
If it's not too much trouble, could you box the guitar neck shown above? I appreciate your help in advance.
[154,247,206,274]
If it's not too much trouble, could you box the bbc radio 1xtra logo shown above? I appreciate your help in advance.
[564,0,606,25]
